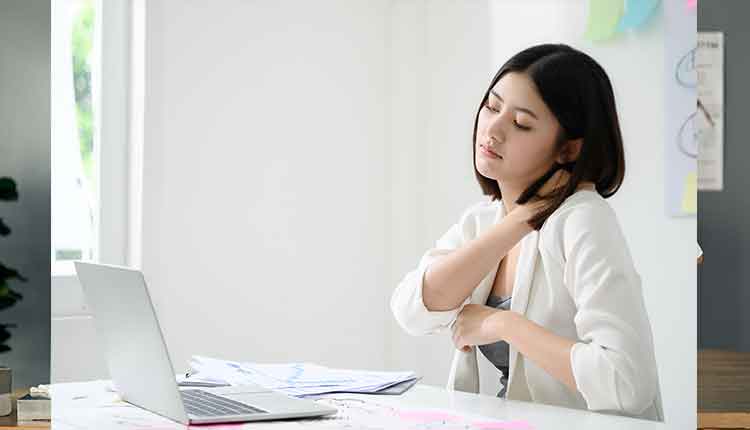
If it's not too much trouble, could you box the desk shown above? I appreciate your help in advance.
[699,349,750,429]
[41,380,664,429]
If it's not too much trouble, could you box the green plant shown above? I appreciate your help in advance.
[0,177,26,354]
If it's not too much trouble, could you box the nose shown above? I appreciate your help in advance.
[485,107,511,142]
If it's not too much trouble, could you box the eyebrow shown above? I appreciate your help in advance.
[489,90,538,120]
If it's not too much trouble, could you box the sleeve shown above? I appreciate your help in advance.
[390,204,481,336]
[561,203,658,416]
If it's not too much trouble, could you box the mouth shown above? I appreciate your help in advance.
[479,144,502,159]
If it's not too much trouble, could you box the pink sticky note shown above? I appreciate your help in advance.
[687,0,697,10]
[472,420,534,430]
[189,424,248,429]
[397,410,461,422]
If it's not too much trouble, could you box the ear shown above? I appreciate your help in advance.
[556,138,583,164]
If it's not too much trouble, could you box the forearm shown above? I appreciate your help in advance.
[499,311,578,392]
[422,209,532,311]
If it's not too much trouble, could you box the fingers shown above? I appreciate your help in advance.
[538,169,570,198]
[451,314,472,352]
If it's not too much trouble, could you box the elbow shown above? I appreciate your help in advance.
[390,295,434,337]
[390,278,433,337]
[572,343,658,417]
[615,367,658,416]
[393,313,432,337]
[390,270,457,336]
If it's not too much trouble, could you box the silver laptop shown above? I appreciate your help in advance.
[74,261,337,425]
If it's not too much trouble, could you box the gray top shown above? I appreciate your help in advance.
[477,294,512,398]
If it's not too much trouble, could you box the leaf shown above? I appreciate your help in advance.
[0,177,18,201]
[0,292,22,311]
[0,218,9,236]
[0,262,27,282]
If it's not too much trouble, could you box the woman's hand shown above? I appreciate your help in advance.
[452,304,508,352]
[515,168,587,223]
[537,168,572,198]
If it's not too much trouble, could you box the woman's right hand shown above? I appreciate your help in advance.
[514,168,572,223]
[537,168,572,199]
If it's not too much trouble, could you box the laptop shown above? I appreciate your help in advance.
[74,261,337,425]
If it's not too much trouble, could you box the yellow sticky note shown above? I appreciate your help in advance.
[585,0,625,42]
[681,171,697,214]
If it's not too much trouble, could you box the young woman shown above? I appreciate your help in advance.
[391,44,662,421]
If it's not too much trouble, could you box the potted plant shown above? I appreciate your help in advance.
[0,177,26,416]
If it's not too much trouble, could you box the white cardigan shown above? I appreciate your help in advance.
[391,190,663,421]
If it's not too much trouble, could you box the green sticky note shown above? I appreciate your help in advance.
[585,0,625,42]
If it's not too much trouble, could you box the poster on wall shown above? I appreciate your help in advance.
[696,32,724,191]
[664,0,697,216]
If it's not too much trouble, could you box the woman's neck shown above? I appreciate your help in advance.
[499,180,596,214]
[498,181,525,214]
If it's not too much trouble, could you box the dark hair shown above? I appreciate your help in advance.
[472,44,625,230]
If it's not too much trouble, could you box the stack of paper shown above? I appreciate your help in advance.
[177,356,419,397]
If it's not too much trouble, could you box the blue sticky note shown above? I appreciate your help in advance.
[616,0,660,32]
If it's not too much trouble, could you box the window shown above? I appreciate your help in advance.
[51,0,143,382]
[51,0,142,278]
[51,0,98,274]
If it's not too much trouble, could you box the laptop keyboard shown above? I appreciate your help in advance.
[181,389,267,417]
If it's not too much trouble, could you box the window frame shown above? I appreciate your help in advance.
[52,0,144,318]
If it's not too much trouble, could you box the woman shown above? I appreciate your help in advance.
[391,44,662,420]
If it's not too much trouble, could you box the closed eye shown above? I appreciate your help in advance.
[482,104,531,131]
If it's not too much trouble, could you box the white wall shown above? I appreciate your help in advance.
[385,0,494,386]
[140,0,391,371]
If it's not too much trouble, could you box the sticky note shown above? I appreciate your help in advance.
[616,0,660,31]
[585,0,625,41]
[681,171,697,214]
[472,420,534,430]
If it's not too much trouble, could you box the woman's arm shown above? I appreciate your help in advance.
[422,207,533,311]
[452,201,658,415]
[501,312,577,389]
[423,171,572,312]
[451,305,577,390]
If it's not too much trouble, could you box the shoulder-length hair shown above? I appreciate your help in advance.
[472,44,625,230]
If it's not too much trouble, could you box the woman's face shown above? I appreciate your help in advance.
[475,72,563,188]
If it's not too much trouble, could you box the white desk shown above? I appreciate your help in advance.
[48,380,666,430]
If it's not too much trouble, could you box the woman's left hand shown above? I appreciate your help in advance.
[452,304,507,352]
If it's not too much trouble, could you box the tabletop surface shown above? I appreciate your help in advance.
[698,349,750,429]
[699,349,750,412]
[2,380,666,429]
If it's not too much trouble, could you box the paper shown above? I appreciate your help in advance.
[397,410,461,421]
[664,0,697,216]
[616,0,660,31]
[473,421,535,430]
[584,0,624,41]
[696,32,724,191]
[51,381,536,430]
[183,356,419,397]
[301,397,535,430]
